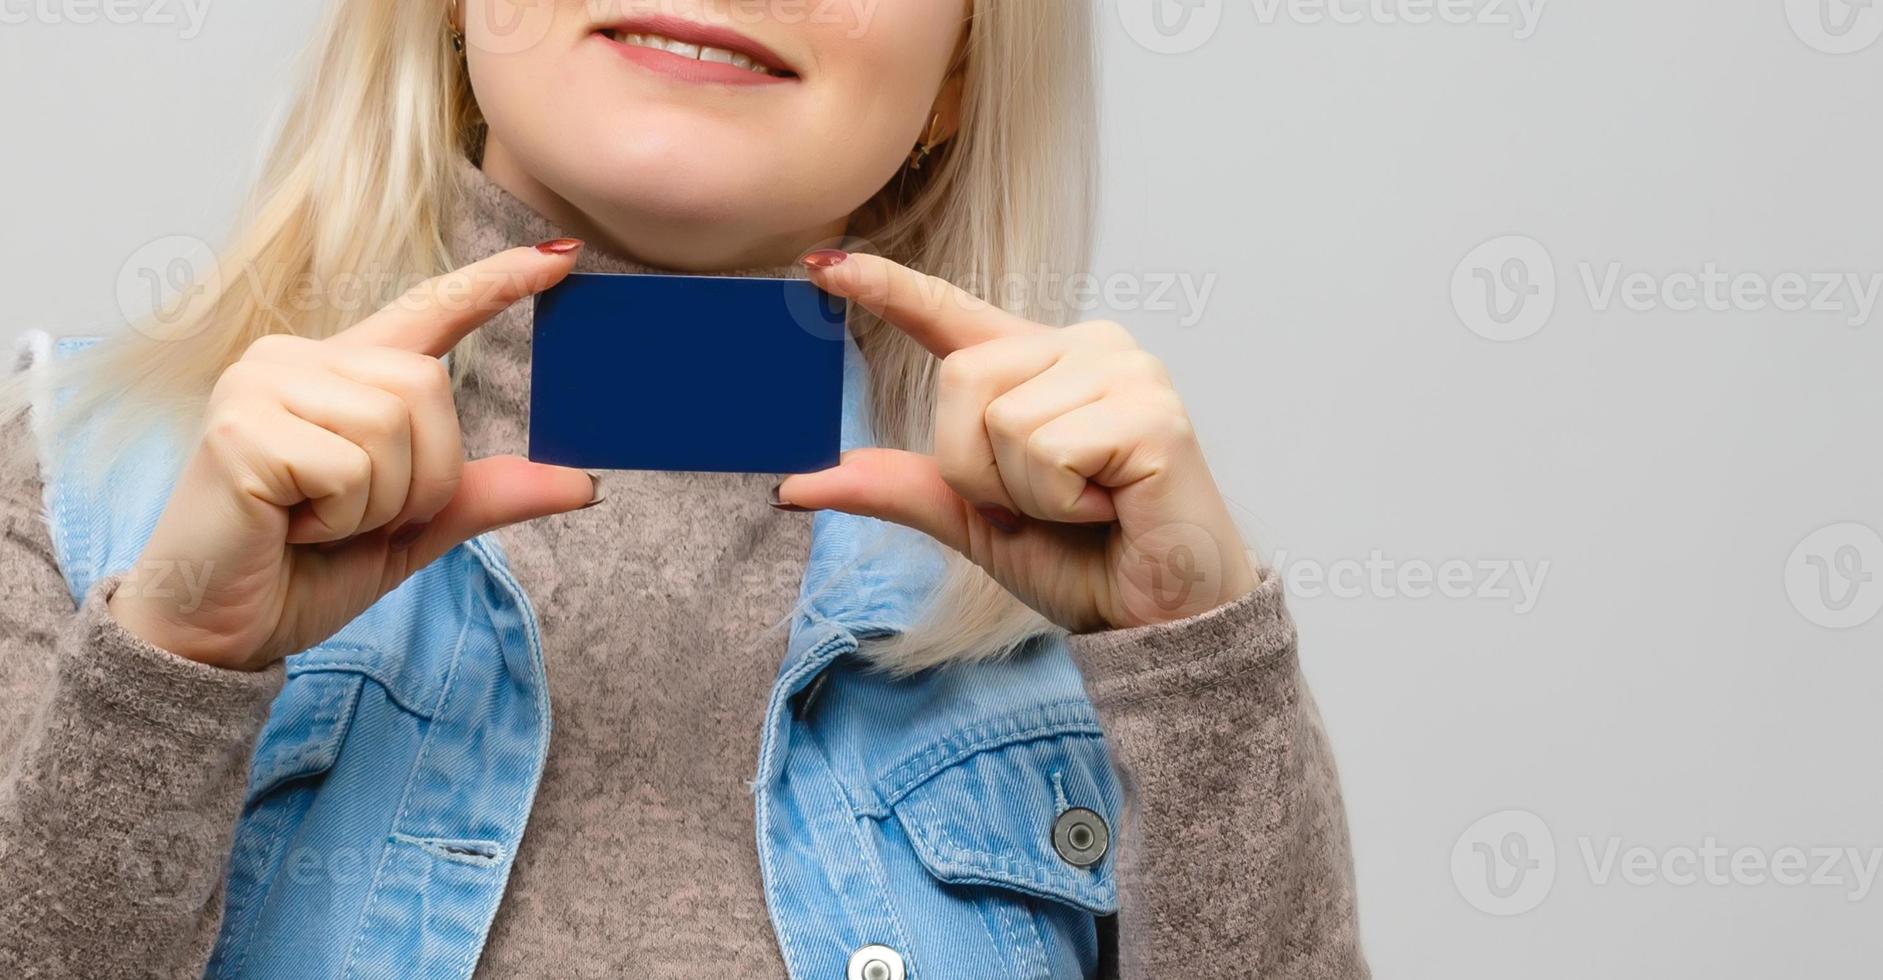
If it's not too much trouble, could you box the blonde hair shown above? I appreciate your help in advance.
[6,0,1099,673]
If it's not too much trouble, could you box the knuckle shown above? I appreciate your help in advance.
[1163,411,1196,446]
[211,360,269,399]
[351,390,410,444]
[241,333,300,362]
[1115,348,1170,384]
[1148,396,1196,445]
[1024,435,1084,486]
[982,396,1031,440]
[936,455,996,501]
[936,349,983,390]
[1077,319,1138,350]
[382,350,452,397]
[412,470,463,515]
[340,444,374,486]
[1024,425,1073,468]
[411,354,453,394]
[200,411,251,456]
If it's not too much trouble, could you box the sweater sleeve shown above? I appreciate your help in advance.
[1067,574,1370,980]
[0,433,283,979]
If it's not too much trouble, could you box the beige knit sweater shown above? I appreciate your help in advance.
[0,161,1368,979]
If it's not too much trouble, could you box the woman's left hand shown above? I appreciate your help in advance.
[778,252,1259,634]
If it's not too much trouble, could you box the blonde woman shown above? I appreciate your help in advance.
[0,1,1367,977]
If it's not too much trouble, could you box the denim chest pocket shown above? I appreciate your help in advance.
[241,571,469,803]
[880,721,1123,917]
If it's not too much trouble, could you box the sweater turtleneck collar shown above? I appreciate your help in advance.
[441,155,951,671]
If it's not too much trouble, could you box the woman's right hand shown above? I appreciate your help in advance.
[107,242,599,672]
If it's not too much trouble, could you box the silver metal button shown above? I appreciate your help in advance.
[1052,807,1110,868]
[847,944,906,980]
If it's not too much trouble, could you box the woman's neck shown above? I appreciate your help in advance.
[477,138,847,274]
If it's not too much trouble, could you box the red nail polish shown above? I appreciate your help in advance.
[800,249,849,270]
[388,522,430,552]
[977,505,1024,534]
[535,238,584,255]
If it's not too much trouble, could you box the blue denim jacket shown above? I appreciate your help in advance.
[36,332,1123,979]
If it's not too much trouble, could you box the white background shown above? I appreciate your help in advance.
[3,1,1880,976]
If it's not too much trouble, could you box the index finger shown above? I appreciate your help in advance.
[332,241,584,357]
[804,251,1045,357]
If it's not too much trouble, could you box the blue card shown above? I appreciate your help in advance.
[529,272,847,474]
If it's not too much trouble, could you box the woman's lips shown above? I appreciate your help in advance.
[592,14,798,87]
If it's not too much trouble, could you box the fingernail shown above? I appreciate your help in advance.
[535,238,585,255]
[800,249,849,270]
[769,482,814,513]
[977,505,1024,534]
[388,522,430,552]
[580,472,607,511]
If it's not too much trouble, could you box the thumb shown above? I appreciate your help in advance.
[776,448,979,554]
[407,456,600,565]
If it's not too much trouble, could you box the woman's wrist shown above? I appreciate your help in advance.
[106,589,254,672]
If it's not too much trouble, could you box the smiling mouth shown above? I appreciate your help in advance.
[592,14,800,85]
[602,29,796,79]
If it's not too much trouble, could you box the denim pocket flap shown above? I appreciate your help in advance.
[889,728,1123,915]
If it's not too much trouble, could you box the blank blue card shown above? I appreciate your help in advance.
[529,272,847,474]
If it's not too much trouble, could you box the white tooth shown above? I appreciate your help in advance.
[699,46,736,65]
[663,39,702,58]
[729,52,756,71]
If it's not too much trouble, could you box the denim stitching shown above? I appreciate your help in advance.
[870,714,1105,816]
[899,795,1116,912]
